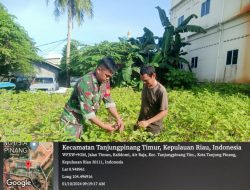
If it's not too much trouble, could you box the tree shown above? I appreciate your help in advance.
[127,6,206,88]
[155,6,206,70]
[129,27,158,66]
[47,0,93,87]
[60,39,81,81]
[153,6,206,87]
[0,3,39,76]
[68,40,143,87]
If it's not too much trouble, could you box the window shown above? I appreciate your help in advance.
[179,63,183,69]
[178,15,184,26]
[201,0,210,17]
[34,77,53,84]
[191,57,198,68]
[226,49,238,65]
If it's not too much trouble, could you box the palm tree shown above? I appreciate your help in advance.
[47,0,93,86]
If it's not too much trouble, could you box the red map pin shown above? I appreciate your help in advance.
[26,160,31,170]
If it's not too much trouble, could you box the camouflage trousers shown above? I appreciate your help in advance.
[60,108,84,139]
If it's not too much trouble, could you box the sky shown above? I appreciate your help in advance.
[1,0,171,58]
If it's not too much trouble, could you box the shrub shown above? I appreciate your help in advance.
[164,69,197,89]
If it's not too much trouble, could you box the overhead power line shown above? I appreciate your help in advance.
[36,39,67,47]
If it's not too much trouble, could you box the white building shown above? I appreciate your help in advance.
[44,52,62,65]
[170,0,250,83]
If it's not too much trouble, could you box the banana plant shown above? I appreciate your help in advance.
[128,27,158,65]
[155,6,206,71]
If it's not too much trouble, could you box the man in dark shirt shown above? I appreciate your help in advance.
[136,66,168,134]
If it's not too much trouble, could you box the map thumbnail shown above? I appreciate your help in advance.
[3,142,53,190]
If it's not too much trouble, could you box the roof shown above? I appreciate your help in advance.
[44,57,61,65]
[43,60,61,69]
[34,60,61,70]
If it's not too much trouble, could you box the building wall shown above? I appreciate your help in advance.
[170,0,250,31]
[218,14,250,83]
[170,0,250,83]
[184,27,220,81]
[171,0,183,8]
[33,62,60,79]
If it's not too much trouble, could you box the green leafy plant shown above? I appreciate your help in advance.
[128,27,158,66]
[0,3,40,75]
[127,6,206,88]
[0,84,249,142]
[155,6,206,70]
[164,68,197,88]
[69,40,143,87]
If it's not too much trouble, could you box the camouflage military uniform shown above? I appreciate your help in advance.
[61,71,116,138]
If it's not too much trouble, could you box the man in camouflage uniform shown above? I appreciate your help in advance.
[61,57,124,139]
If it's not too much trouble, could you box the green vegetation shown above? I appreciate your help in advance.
[68,40,143,87]
[0,5,248,143]
[0,84,249,142]
[130,7,206,86]
[0,3,39,75]
[59,6,206,88]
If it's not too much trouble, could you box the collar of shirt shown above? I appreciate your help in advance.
[91,71,99,85]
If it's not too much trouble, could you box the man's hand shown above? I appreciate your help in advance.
[89,117,118,132]
[116,118,124,131]
[108,107,125,131]
[103,124,117,132]
[138,120,150,128]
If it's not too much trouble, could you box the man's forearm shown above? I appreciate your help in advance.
[146,110,168,124]
[108,107,121,120]
[89,116,106,129]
